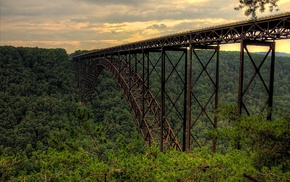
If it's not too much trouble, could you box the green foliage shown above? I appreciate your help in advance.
[207,105,290,180]
[1,46,290,181]
[1,148,109,181]
[0,46,79,156]
[91,71,139,144]
[76,105,94,122]
[235,0,279,19]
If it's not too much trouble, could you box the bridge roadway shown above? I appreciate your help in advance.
[75,12,290,59]
[74,12,290,152]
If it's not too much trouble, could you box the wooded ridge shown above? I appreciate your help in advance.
[0,46,289,181]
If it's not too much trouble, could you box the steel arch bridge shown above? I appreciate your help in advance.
[74,12,290,152]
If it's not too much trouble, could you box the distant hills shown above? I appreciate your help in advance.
[254,52,290,57]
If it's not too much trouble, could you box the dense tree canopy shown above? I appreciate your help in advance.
[0,46,290,181]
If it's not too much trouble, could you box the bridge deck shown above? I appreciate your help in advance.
[74,12,290,60]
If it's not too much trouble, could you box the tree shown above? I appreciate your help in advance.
[235,0,279,19]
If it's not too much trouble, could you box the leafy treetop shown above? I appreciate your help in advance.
[235,0,279,19]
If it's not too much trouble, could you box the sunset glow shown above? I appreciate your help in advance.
[0,0,289,53]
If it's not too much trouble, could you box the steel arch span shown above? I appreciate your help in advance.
[74,12,290,152]
[76,57,182,151]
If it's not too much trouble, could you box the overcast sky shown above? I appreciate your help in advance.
[1,0,289,53]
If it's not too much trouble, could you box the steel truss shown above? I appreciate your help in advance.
[109,48,188,151]
[74,12,290,152]
[238,40,275,120]
[187,45,220,153]
[74,12,290,60]
[75,40,276,151]
[76,58,104,102]
[160,47,188,152]
[78,56,182,150]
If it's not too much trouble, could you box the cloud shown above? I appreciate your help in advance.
[0,0,289,53]
[80,0,153,6]
[146,23,167,29]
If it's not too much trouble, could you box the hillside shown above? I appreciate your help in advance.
[0,46,290,181]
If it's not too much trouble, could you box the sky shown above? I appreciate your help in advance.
[0,0,289,54]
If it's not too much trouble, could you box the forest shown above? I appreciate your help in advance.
[0,45,290,181]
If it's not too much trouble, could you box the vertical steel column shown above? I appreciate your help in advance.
[147,52,150,90]
[142,49,146,145]
[268,43,275,121]
[124,53,128,73]
[118,51,121,73]
[182,48,188,152]
[77,58,82,102]
[129,51,132,91]
[186,44,193,153]
[160,47,166,152]
[213,45,220,153]
[238,40,245,115]
[135,53,138,74]
[145,50,152,146]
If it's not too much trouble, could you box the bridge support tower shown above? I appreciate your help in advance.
[238,40,275,120]
[187,45,220,153]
